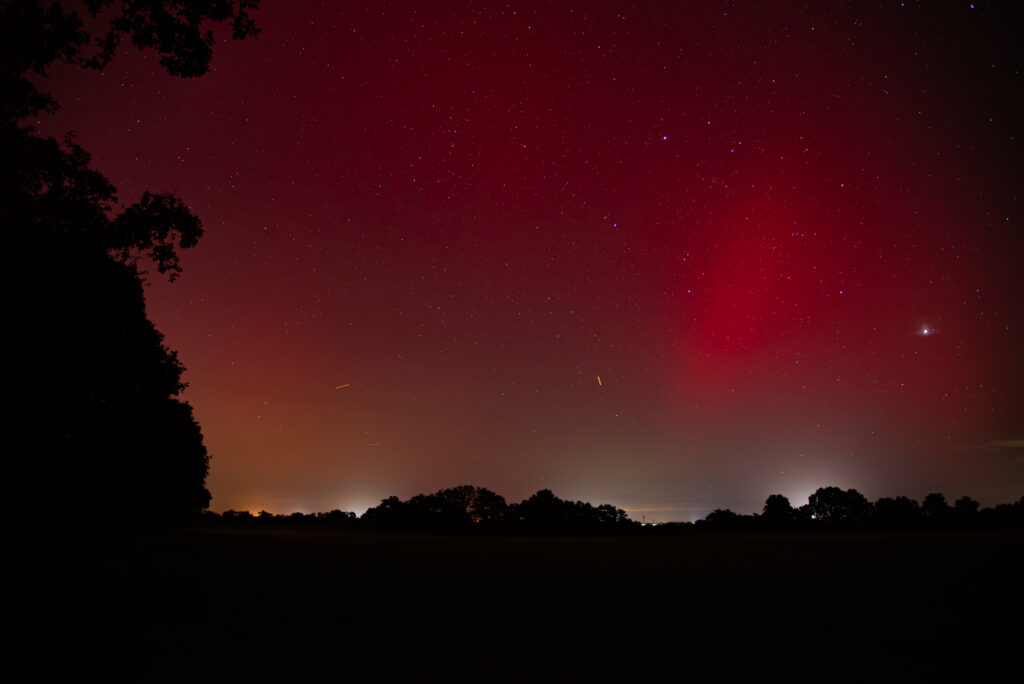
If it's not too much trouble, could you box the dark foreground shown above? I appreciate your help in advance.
[15,528,1023,682]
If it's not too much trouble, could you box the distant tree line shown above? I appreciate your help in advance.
[684,487,1024,533]
[208,486,630,534]
[198,485,1024,534]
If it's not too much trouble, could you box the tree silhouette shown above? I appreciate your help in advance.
[361,496,410,528]
[502,489,631,531]
[513,489,567,526]
[1,1,259,112]
[872,496,922,529]
[954,496,979,515]
[360,486,511,531]
[4,1,260,525]
[953,496,980,527]
[316,509,357,525]
[762,494,795,527]
[701,508,740,528]
[359,486,633,533]
[433,485,511,524]
[921,493,952,525]
[469,487,510,523]
[807,487,871,526]
[595,503,631,525]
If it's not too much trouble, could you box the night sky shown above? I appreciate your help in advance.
[39,1,1023,520]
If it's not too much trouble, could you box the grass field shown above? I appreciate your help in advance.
[17,527,1022,681]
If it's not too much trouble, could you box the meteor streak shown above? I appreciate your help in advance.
[335,384,350,389]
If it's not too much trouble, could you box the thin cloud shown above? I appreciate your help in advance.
[954,439,1024,465]
[972,439,1024,451]
[623,506,705,513]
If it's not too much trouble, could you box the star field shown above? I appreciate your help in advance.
[39,1,1023,519]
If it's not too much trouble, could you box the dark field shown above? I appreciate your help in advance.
[18,528,1023,682]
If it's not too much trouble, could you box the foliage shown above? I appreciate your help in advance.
[954,496,979,516]
[361,486,512,531]
[197,485,1024,535]
[511,489,631,530]
[806,486,871,525]
[872,496,921,529]
[360,486,631,533]
[4,1,260,525]
[922,493,952,519]
[762,494,794,524]
[1,0,259,118]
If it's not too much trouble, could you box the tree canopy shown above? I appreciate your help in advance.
[1,0,259,115]
[4,1,260,525]
[806,486,872,525]
[360,486,631,533]
[198,485,1024,534]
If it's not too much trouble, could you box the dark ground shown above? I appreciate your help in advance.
[13,527,1022,682]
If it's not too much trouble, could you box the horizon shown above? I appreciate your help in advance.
[208,482,1019,524]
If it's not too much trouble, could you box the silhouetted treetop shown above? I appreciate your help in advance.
[81,0,260,77]
[5,1,262,526]
[922,492,952,519]
[513,489,631,529]
[872,496,921,528]
[199,486,1024,535]
[807,487,871,525]
[763,494,794,521]
[360,487,631,532]
[112,190,203,281]
[361,486,510,530]
[703,508,739,523]
[954,496,979,515]
[1,0,260,118]
[4,131,201,282]
[3,1,261,277]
